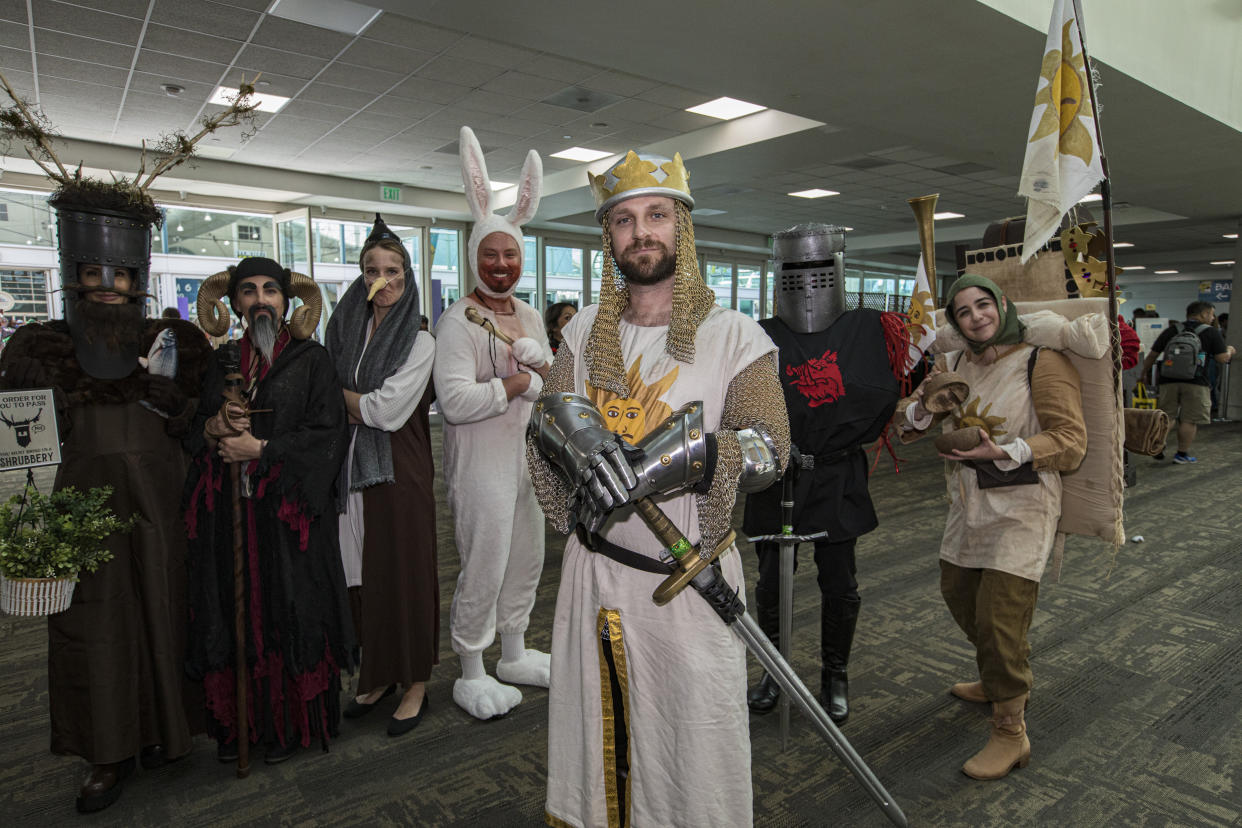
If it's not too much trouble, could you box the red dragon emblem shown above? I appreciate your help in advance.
[786,348,845,407]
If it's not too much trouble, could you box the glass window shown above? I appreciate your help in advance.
[277,217,309,272]
[705,261,733,309]
[547,245,583,308]
[0,191,53,248]
[430,228,460,323]
[514,235,538,307]
[898,278,915,296]
[587,248,606,306]
[312,219,343,264]
[161,207,275,259]
[0,269,51,322]
[737,264,762,320]
[342,223,370,267]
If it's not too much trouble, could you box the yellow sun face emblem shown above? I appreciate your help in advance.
[1029,19,1095,165]
[907,287,934,335]
[587,355,679,442]
[954,396,1008,439]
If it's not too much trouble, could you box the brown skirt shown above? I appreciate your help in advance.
[356,390,440,693]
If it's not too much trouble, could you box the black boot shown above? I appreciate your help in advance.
[747,578,781,715]
[820,596,861,725]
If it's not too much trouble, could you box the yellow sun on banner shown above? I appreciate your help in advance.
[907,286,934,335]
[1029,19,1094,165]
[954,397,1008,439]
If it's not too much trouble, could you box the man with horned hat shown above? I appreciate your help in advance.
[526,151,790,827]
[432,126,552,720]
[0,172,212,813]
[185,257,353,764]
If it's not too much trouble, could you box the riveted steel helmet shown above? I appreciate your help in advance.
[771,223,847,333]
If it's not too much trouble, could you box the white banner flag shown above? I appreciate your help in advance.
[906,254,936,368]
[1018,0,1104,263]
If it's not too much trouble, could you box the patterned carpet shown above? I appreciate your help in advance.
[1,421,1240,827]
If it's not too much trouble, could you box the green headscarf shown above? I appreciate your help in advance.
[944,273,1025,354]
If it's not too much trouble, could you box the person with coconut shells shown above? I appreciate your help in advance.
[184,257,353,766]
[898,273,1086,781]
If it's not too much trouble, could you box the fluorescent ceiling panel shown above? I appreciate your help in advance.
[210,86,290,113]
[934,211,965,220]
[686,97,766,120]
[1154,269,1178,274]
[551,147,612,162]
[1210,260,1235,266]
[1113,242,1133,248]
[268,0,381,36]
[1121,266,1145,271]
[788,188,839,199]
[1078,193,1103,203]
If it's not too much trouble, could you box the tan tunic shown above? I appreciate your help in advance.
[900,344,1086,582]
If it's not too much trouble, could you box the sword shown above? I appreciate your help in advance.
[629,500,907,828]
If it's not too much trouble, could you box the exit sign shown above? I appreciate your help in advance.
[380,185,401,202]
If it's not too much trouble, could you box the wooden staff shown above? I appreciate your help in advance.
[217,343,251,779]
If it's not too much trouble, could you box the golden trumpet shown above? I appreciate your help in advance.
[907,193,939,301]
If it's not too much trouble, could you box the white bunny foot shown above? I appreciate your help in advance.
[496,649,551,688]
[453,675,522,720]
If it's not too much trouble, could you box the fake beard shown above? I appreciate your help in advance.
[616,242,676,286]
[475,261,522,298]
[73,298,143,349]
[247,308,281,364]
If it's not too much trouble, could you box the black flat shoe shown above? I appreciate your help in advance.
[344,683,397,719]
[216,740,239,763]
[747,673,781,715]
[140,744,168,769]
[264,739,299,765]
[387,694,429,737]
[75,757,135,813]
[822,670,850,725]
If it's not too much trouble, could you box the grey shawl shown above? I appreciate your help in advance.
[324,267,421,499]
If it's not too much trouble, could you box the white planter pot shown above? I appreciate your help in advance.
[0,574,77,616]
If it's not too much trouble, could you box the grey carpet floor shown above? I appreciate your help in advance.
[1,421,1240,827]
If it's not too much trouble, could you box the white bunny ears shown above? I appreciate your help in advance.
[460,125,542,285]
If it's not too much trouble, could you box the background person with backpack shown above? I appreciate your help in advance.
[1141,301,1234,463]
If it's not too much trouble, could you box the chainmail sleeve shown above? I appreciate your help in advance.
[697,351,790,554]
[525,340,579,534]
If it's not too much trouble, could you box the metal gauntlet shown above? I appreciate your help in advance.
[629,401,710,501]
[529,393,640,529]
[735,427,781,493]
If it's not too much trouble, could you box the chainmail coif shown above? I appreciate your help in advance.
[585,201,716,397]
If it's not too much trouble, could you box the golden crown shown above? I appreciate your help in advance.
[589,150,693,222]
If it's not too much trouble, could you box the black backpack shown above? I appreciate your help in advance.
[1159,322,1209,381]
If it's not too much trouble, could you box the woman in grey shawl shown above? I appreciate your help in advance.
[325,215,438,736]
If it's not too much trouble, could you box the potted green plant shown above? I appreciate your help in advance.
[0,485,136,616]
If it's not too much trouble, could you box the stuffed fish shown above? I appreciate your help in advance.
[138,328,179,417]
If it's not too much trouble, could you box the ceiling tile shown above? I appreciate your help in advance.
[0,20,27,50]
[581,70,661,98]
[234,44,329,81]
[456,88,528,116]
[315,61,405,95]
[593,97,675,125]
[294,81,368,108]
[141,24,243,64]
[518,54,598,84]
[358,13,459,53]
[388,75,471,105]
[38,54,129,87]
[650,109,717,133]
[349,109,418,134]
[444,35,539,69]
[479,71,565,101]
[0,0,26,25]
[416,54,504,87]
[511,101,579,126]
[129,71,214,100]
[33,3,143,42]
[338,39,433,73]
[251,16,354,56]
[360,96,441,122]
[36,29,135,68]
[149,0,262,42]
[636,84,711,109]
[279,99,357,123]
[133,51,230,86]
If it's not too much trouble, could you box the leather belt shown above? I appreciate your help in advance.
[797,444,863,469]
[575,525,675,575]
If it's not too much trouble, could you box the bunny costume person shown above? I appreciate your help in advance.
[432,126,553,720]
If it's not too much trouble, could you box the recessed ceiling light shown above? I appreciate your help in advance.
[788,188,839,199]
[176,224,183,232]
[490,181,513,191]
[161,84,184,97]
[1078,193,1103,203]
[1210,260,1235,266]
[210,85,289,113]
[1225,233,1239,239]
[268,0,381,36]
[551,147,612,162]
[934,211,965,220]
[1120,266,1145,271]
[841,226,854,232]
[685,97,767,120]
[1154,269,1178,274]
[1113,242,1133,248]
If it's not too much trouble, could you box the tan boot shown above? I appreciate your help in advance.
[950,680,988,703]
[962,694,1030,780]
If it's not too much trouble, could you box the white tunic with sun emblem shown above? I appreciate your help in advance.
[545,303,775,828]
[939,344,1065,582]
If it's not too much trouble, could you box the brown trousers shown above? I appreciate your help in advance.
[939,560,1040,702]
